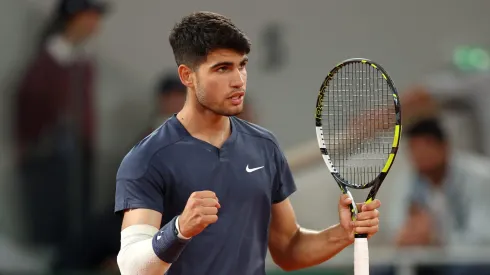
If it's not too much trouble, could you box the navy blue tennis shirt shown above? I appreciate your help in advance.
[115,115,297,275]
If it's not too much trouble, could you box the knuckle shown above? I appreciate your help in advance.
[189,199,197,208]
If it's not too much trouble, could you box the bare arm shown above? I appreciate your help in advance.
[395,204,435,246]
[121,208,162,230]
[268,195,380,271]
[268,199,352,271]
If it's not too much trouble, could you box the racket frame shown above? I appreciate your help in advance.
[315,57,401,275]
[315,57,401,228]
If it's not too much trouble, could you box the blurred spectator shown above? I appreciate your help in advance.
[13,0,109,270]
[384,89,490,275]
[150,74,188,131]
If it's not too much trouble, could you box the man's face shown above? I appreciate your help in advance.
[68,10,102,43]
[192,49,248,116]
[408,136,447,175]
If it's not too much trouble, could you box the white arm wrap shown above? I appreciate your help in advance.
[117,224,171,275]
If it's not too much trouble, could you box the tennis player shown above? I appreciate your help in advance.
[115,11,381,275]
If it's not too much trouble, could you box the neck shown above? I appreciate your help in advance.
[61,29,82,46]
[177,96,231,147]
[425,163,447,187]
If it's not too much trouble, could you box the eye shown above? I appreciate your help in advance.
[217,66,228,72]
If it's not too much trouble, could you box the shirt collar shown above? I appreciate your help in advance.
[46,35,83,64]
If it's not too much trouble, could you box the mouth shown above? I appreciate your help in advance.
[228,91,245,99]
[228,91,245,105]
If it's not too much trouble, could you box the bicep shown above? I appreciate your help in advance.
[268,199,299,254]
[121,208,162,231]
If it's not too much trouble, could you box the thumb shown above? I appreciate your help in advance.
[339,194,353,209]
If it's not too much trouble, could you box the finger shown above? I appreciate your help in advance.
[200,214,218,224]
[199,198,221,208]
[356,209,379,221]
[355,225,379,234]
[354,218,379,228]
[193,190,218,199]
[201,206,219,215]
[362,199,381,211]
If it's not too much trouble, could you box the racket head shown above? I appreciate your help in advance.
[315,58,401,191]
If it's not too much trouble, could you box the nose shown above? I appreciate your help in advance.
[231,69,245,89]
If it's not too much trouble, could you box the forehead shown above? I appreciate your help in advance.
[73,10,102,21]
[203,49,247,64]
[408,135,440,146]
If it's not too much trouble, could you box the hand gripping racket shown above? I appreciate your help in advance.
[314,58,401,275]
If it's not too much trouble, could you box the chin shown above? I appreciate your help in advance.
[220,108,243,117]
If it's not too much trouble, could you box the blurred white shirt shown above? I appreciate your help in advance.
[386,151,490,247]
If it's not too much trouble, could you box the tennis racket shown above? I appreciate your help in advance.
[314,58,401,275]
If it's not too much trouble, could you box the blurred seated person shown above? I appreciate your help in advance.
[391,117,490,274]
[146,74,257,134]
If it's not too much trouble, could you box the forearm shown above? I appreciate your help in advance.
[117,225,170,275]
[117,216,190,275]
[278,224,352,271]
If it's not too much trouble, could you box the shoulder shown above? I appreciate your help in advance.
[20,49,55,80]
[453,152,489,173]
[452,152,490,185]
[117,119,185,180]
[232,117,281,150]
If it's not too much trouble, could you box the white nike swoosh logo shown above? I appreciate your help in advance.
[246,165,264,173]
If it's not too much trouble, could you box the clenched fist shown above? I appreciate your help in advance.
[178,191,221,238]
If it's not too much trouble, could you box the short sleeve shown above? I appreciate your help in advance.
[114,151,166,215]
[271,145,297,204]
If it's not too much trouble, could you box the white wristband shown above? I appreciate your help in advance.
[175,216,191,240]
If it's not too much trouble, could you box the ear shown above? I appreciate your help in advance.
[178,65,195,89]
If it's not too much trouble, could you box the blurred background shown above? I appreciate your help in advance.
[1,0,490,274]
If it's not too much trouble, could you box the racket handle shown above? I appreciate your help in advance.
[354,237,369,275]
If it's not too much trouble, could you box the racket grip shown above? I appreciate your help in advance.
[354,238,369,275]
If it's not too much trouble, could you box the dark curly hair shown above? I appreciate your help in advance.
[406,118,446,142]
[169,11,251,69]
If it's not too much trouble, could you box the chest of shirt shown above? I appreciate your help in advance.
[161,142,277,210]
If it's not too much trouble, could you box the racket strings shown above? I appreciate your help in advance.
[321,62,396,187]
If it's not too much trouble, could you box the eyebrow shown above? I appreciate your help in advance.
[210,56,249,69]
